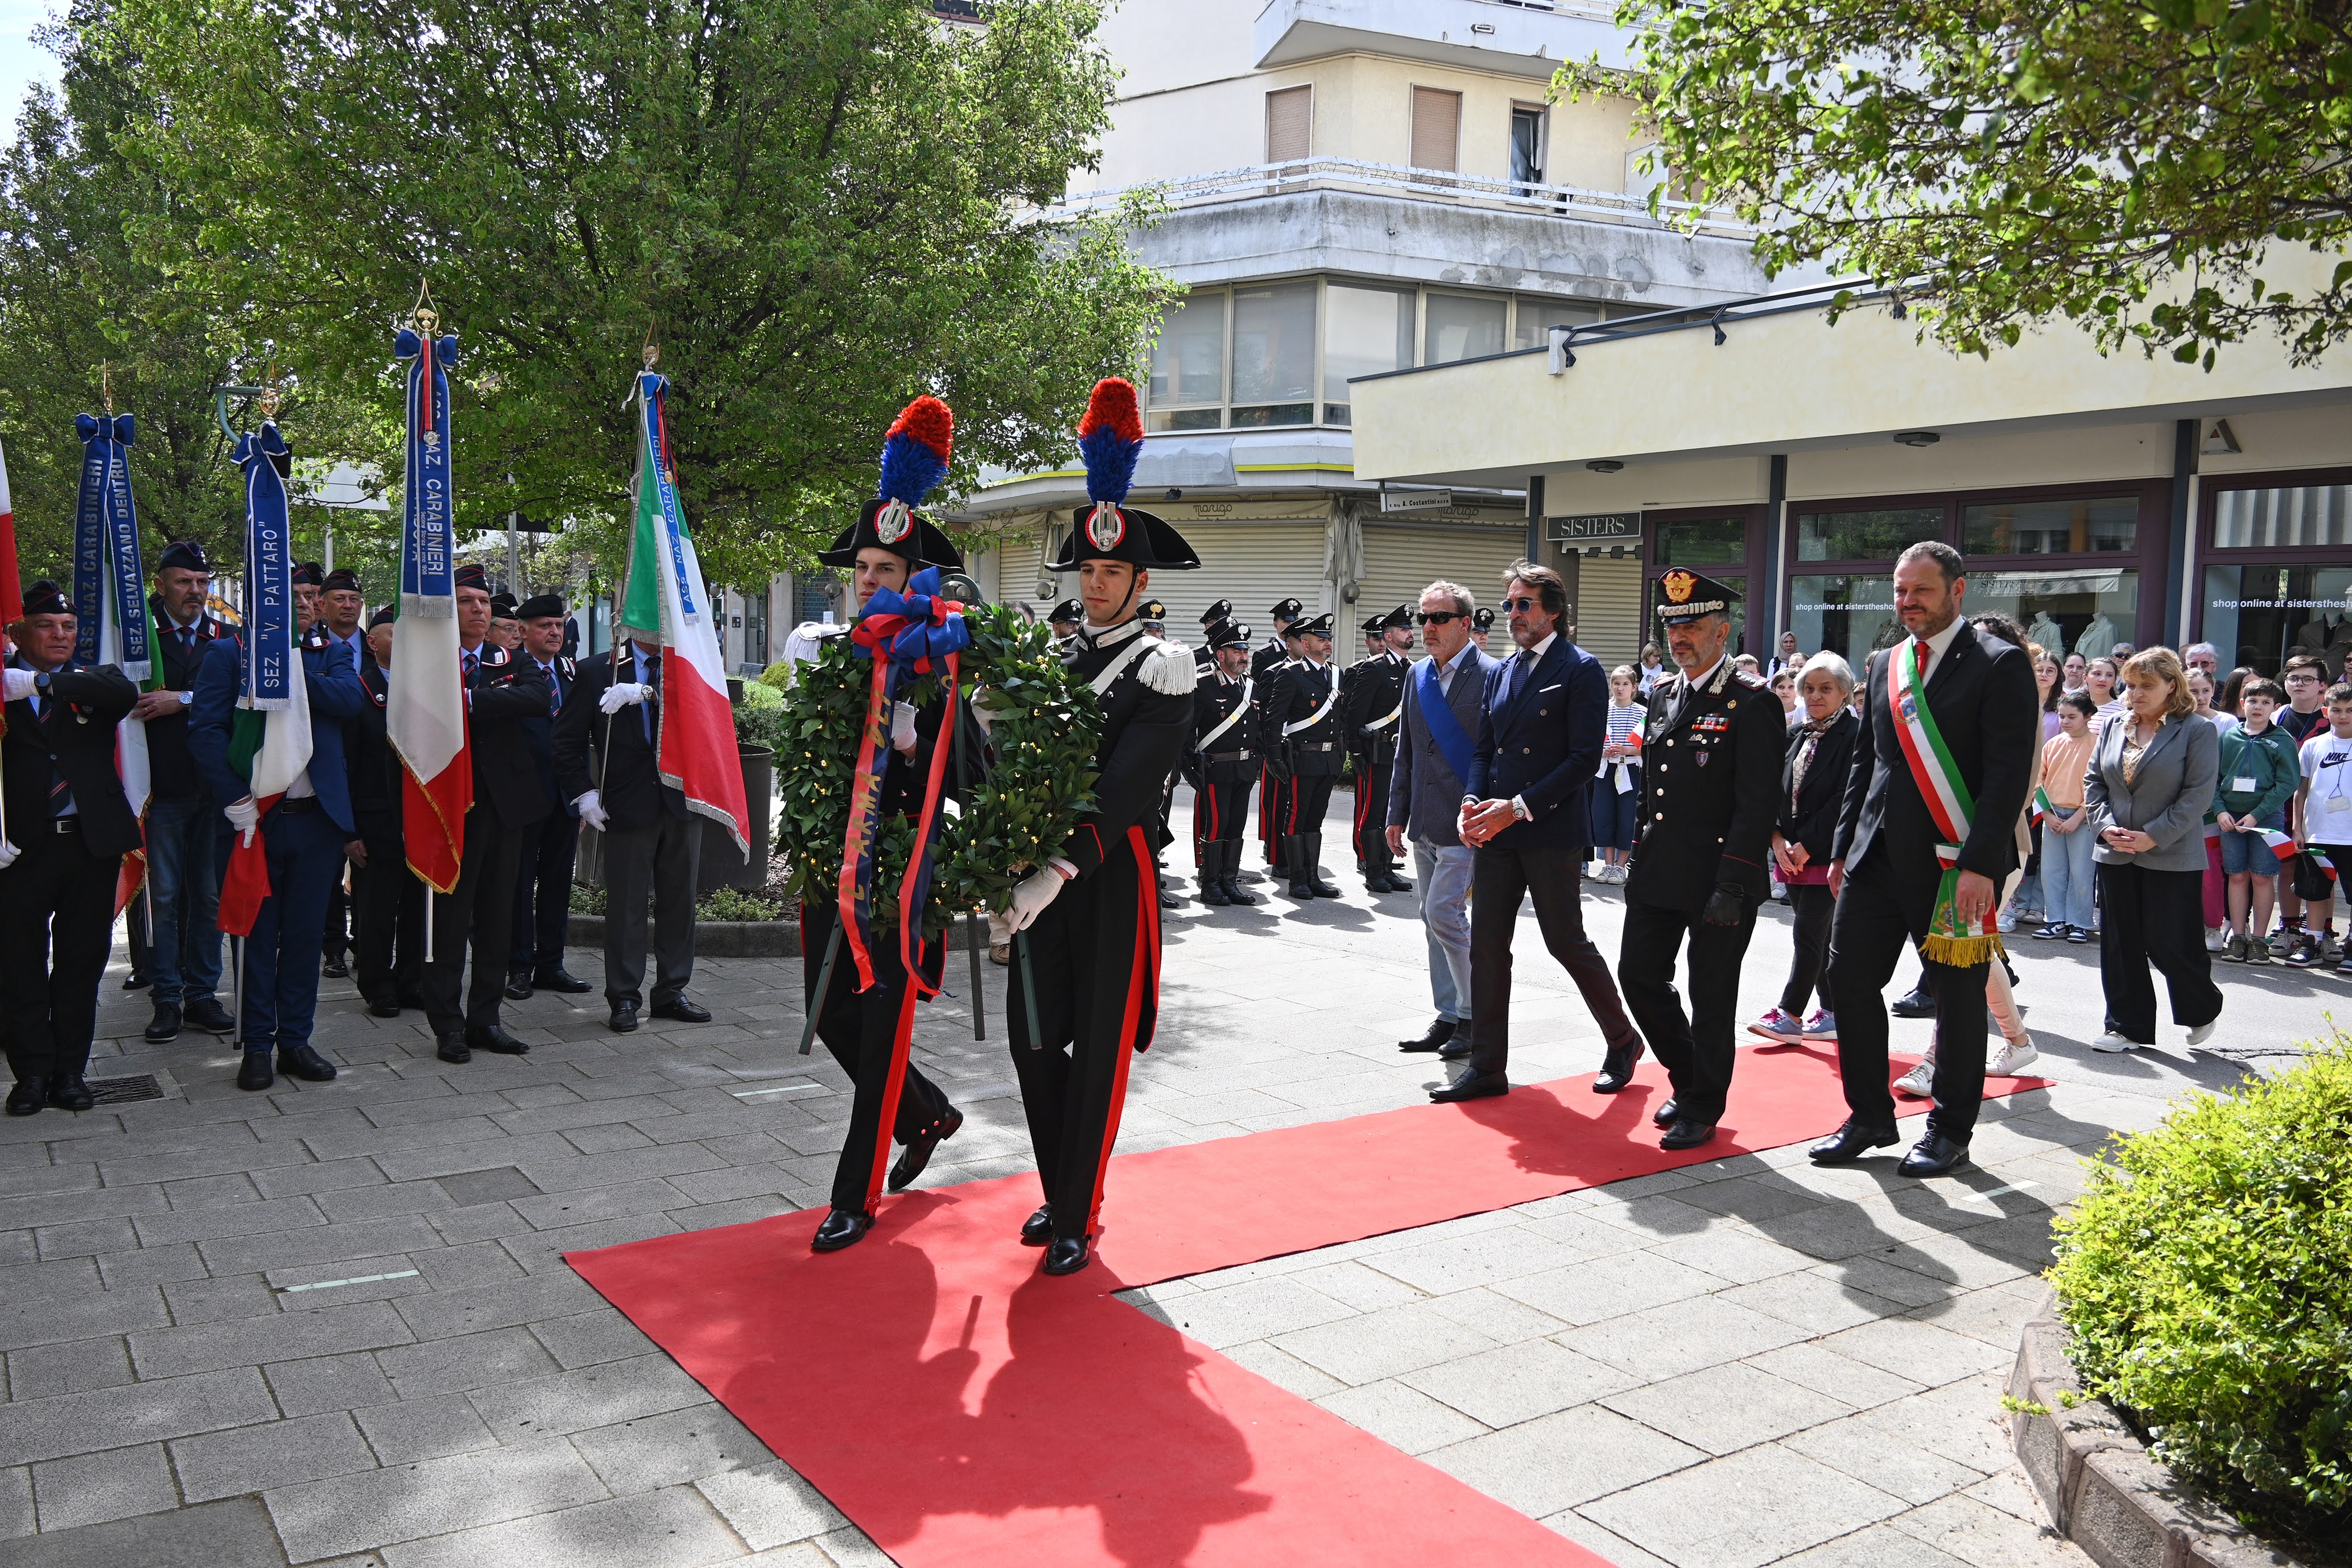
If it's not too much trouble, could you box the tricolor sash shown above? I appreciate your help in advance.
[1889,639,2000,964]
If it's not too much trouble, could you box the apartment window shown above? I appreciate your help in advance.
[1424,292,1506,366]
[1962,496,2138,556]
[1409,86,1460,174]
[1511,296,1604,351]
[1265,85,1311,165]
[1229,282,1317,427]
[1509,105,1545,193]
[1322,283,1414,425]
[1146,292,1228,432]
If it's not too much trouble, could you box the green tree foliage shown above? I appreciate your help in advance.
[98,0,1172,585]
[1563,0,2352,367]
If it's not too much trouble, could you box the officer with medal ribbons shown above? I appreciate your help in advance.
[1343,604,1416,893]
[1187,617,1261,906]
[1615,570,1786,1150]
[998,377,1200,1277]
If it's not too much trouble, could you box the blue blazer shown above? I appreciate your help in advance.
[1463,636,1607,851]
[188,636,368,836]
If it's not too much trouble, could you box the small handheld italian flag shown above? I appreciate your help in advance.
[2029,785,2052,827]
[2259,830,2338,885]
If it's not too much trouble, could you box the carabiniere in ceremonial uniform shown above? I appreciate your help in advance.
[1186,617,1261,907]
[1342,604,1414,894]
[1257,611,1345,899]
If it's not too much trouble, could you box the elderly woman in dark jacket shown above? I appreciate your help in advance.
[1749,651,1860,1043]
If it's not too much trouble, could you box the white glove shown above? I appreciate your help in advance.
[574,790,609,831]
[970,691,999,736]
[224,795,259,846]
[1001,866,1065,933]
[0,839,18,869]
[2,668,37,702]
[890,700,919,752]
[600,682,654,715]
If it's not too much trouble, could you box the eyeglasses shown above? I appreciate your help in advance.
[1502,597,1541,613]
[2286,672,2321,684]
[1414,611,1463,626]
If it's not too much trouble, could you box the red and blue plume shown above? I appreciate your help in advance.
[877,395,954,507]
[1076,377,1144,505]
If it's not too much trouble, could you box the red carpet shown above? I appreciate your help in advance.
[568,1047,2048,1568]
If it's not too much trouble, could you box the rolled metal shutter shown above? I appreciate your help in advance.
[1572,555,1647,668]
[1152,520,1328,638]
[1355,519,1528,628]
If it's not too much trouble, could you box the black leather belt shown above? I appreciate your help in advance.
[1207,749,1254,762]
[1297,742,1336,752]
[277,796,320,814]
[51,817,80,834]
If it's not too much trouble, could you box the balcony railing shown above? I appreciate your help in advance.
[1050,156,1754,238]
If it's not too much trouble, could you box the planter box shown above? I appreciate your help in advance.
[2007,1293,2309,1568]
[565,913,799,959]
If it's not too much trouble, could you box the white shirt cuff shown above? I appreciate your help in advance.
[1049,857,1078,880]
[1511,795,1532,820]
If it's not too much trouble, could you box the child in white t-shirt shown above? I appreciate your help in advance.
[2295,682,2352,975]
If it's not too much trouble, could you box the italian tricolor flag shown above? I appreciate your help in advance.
[618,372,748,854]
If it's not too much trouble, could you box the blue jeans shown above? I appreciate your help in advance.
[2041,809,2097,930]
[1588,765,1641,850]
[237,807,343,1053]
[145,796,222,1004]
[1414,839,1474,1023]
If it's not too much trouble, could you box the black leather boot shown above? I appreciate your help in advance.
[1301,832,1342,897]
[1219,842,1261,906]
[1285,835,1319,899]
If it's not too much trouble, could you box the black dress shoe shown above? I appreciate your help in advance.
[237,1052,275,1092]
[1898,1132,1971,1177]
[533,968,593,994]
[503,972,533,1001]
[1660,1117,1716,1151]
[1593,1035,1645,1093]
[321,954,351,979]
[1890,985,1936,1019]
[811,1208,873,1252]
[367,997,402,1018]
[1808,1118,1901,1165]
[1652,1096,1679,1128]
[1042,1235,1092,1276]
[124,972,152,991]
[1430,1072,1508,1103]
[1398,1017,1455,1054]
[46,1075,94,1112]
[5,1077,46,1116]
[1020,1204,1054,1245]
[436,1035,472,1064]
[650,996,712,1024]
[609,1002,640,1034]
[144,1002,183,1043]
[184,997,237,1035]
[887,1108,964,1192]
[1437,1039,1472,1061]
[1384,869,1414,893]
[278,1045,338,1082]
[466,1025,529,1055]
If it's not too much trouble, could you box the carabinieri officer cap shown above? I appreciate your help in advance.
[156,539,211,575]
[1375,604,1413,632]
[1047,599,1082,626]
[1199,600,1232,626]
[1049,379,1200,575]
[1290,611,1335,638]
[1269,597,1303,622]
[817,395,963,571]
[1653,568,1742,624]
[1206,619,1249,651]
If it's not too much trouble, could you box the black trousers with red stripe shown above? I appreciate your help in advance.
[1257,765,1285,865]
[1350,746,1397,868]
[1192,779,1252,864]
[1282,773,1338,837]
[800,899,956,1214]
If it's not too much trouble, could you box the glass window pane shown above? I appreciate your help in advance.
[1789,574,1907,676]
[1229,402,1314,428]
[1794,506,1943,562]
[1148,293,1226,408]
[1511,296,1602,352]
[1424,293,1507,365]
[1231,282,1316,407]
[1324,284,1414,402]
[2202,563,2352,678]
[1963,568,2139,663]
[1146,406,1224,433]
[2213,483,2352,548]
[1654,515,1746,566]
[1962,496,2137,555]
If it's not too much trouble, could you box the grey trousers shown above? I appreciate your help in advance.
[601,812,702,1007]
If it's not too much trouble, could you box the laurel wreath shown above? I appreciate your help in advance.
[772,604,1101,939]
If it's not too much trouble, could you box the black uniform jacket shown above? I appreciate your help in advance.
[1189,670,1258,785]
[2,661,142,858]
[1255,659,1346,778]
[1626,657,1786,913]
[1833,624,2039,885]
[465,653,554,829]
[1057,621,1196,879]
[513,654,577,819]
[1248,637,1289,680]
[145,603,232,802]
[350,658,403,831]
[1341,650,1409,761]
[1777,707,1860,866]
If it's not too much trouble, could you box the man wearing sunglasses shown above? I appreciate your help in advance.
[1440,563,1646,1103]
[1390,583,1495,1058]
[1342,604,1417,894]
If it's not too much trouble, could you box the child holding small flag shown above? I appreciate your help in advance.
[2292,682,2352,976]
[2213,678,2300,964]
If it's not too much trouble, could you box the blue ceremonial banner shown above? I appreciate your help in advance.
[72,412,152,681]
[638,371,698,622]
[398,328,459,618]
[238,423,295,711]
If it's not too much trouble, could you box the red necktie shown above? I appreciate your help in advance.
[1912,638,1932,678]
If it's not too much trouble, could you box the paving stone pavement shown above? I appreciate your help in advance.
[0,787,2340,1567]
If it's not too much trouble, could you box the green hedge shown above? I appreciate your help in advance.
[2049,1028,2352,1550]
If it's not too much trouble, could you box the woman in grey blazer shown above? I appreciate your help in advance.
[2083,648,2225,1053]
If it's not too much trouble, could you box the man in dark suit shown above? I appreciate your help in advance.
[1344,604,1416,894]
[187,573,369,1091]
[1387,581,1494,1057]
[1257,611,1347,899]
[1,582,143,1116]
[1443,562,1645,1103]
[1814,541,2039,1177]
[1615,571,1786,1150]
[420,563,554,1064]
[348,610,424,1016]
[506,594,590,998]
[552,632,708,1034]
[131,540,238,1043]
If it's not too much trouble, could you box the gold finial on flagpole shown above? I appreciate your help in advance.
[259,359,282,422]
[642,320,659,370]
[414,277,439,335]
[100,361,115,415]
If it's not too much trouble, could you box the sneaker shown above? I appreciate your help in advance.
[2205,925,2229,951]
[2066,925,2090,944]
[1988,1037,2040,1076]
[1610,864,1628,884]
[2035,922,2068,940]
[1747,1007,1804,1043]
[1996,909,2020,934]
[2283,935,2322,968]
[1800,1009,1838,1042]
[2268,927,2300,958]
[2320,933,2344,963]
[1894,1057,1937,1097]
[2186,1019,2219,1047]
[2092,1031,2143,1053]
[2246,939,2273,965]
[2223,934,2248,962]
[2337,952,2352,975]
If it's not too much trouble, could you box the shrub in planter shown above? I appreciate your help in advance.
[2049,1026,2352,1550]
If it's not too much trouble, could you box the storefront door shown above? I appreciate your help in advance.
[2196,466,2352,680]
[1643,506,1769,658]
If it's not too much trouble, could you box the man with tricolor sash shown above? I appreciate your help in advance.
[1813,542,2039,1178]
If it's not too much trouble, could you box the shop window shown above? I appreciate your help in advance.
[1229,282,1316,427]
[1788,574,1905,676]
[1965,568,2138,662]
[2213,482,2352,548]
[2202,563,2352,679]
[1963,496,2137,555]
[1323,283,1414,426]
[1654,515,1746,566]
[1146,292,1227,432]
[1795,506,1941,562]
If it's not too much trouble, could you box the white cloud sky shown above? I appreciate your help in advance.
[0,1,62,146]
